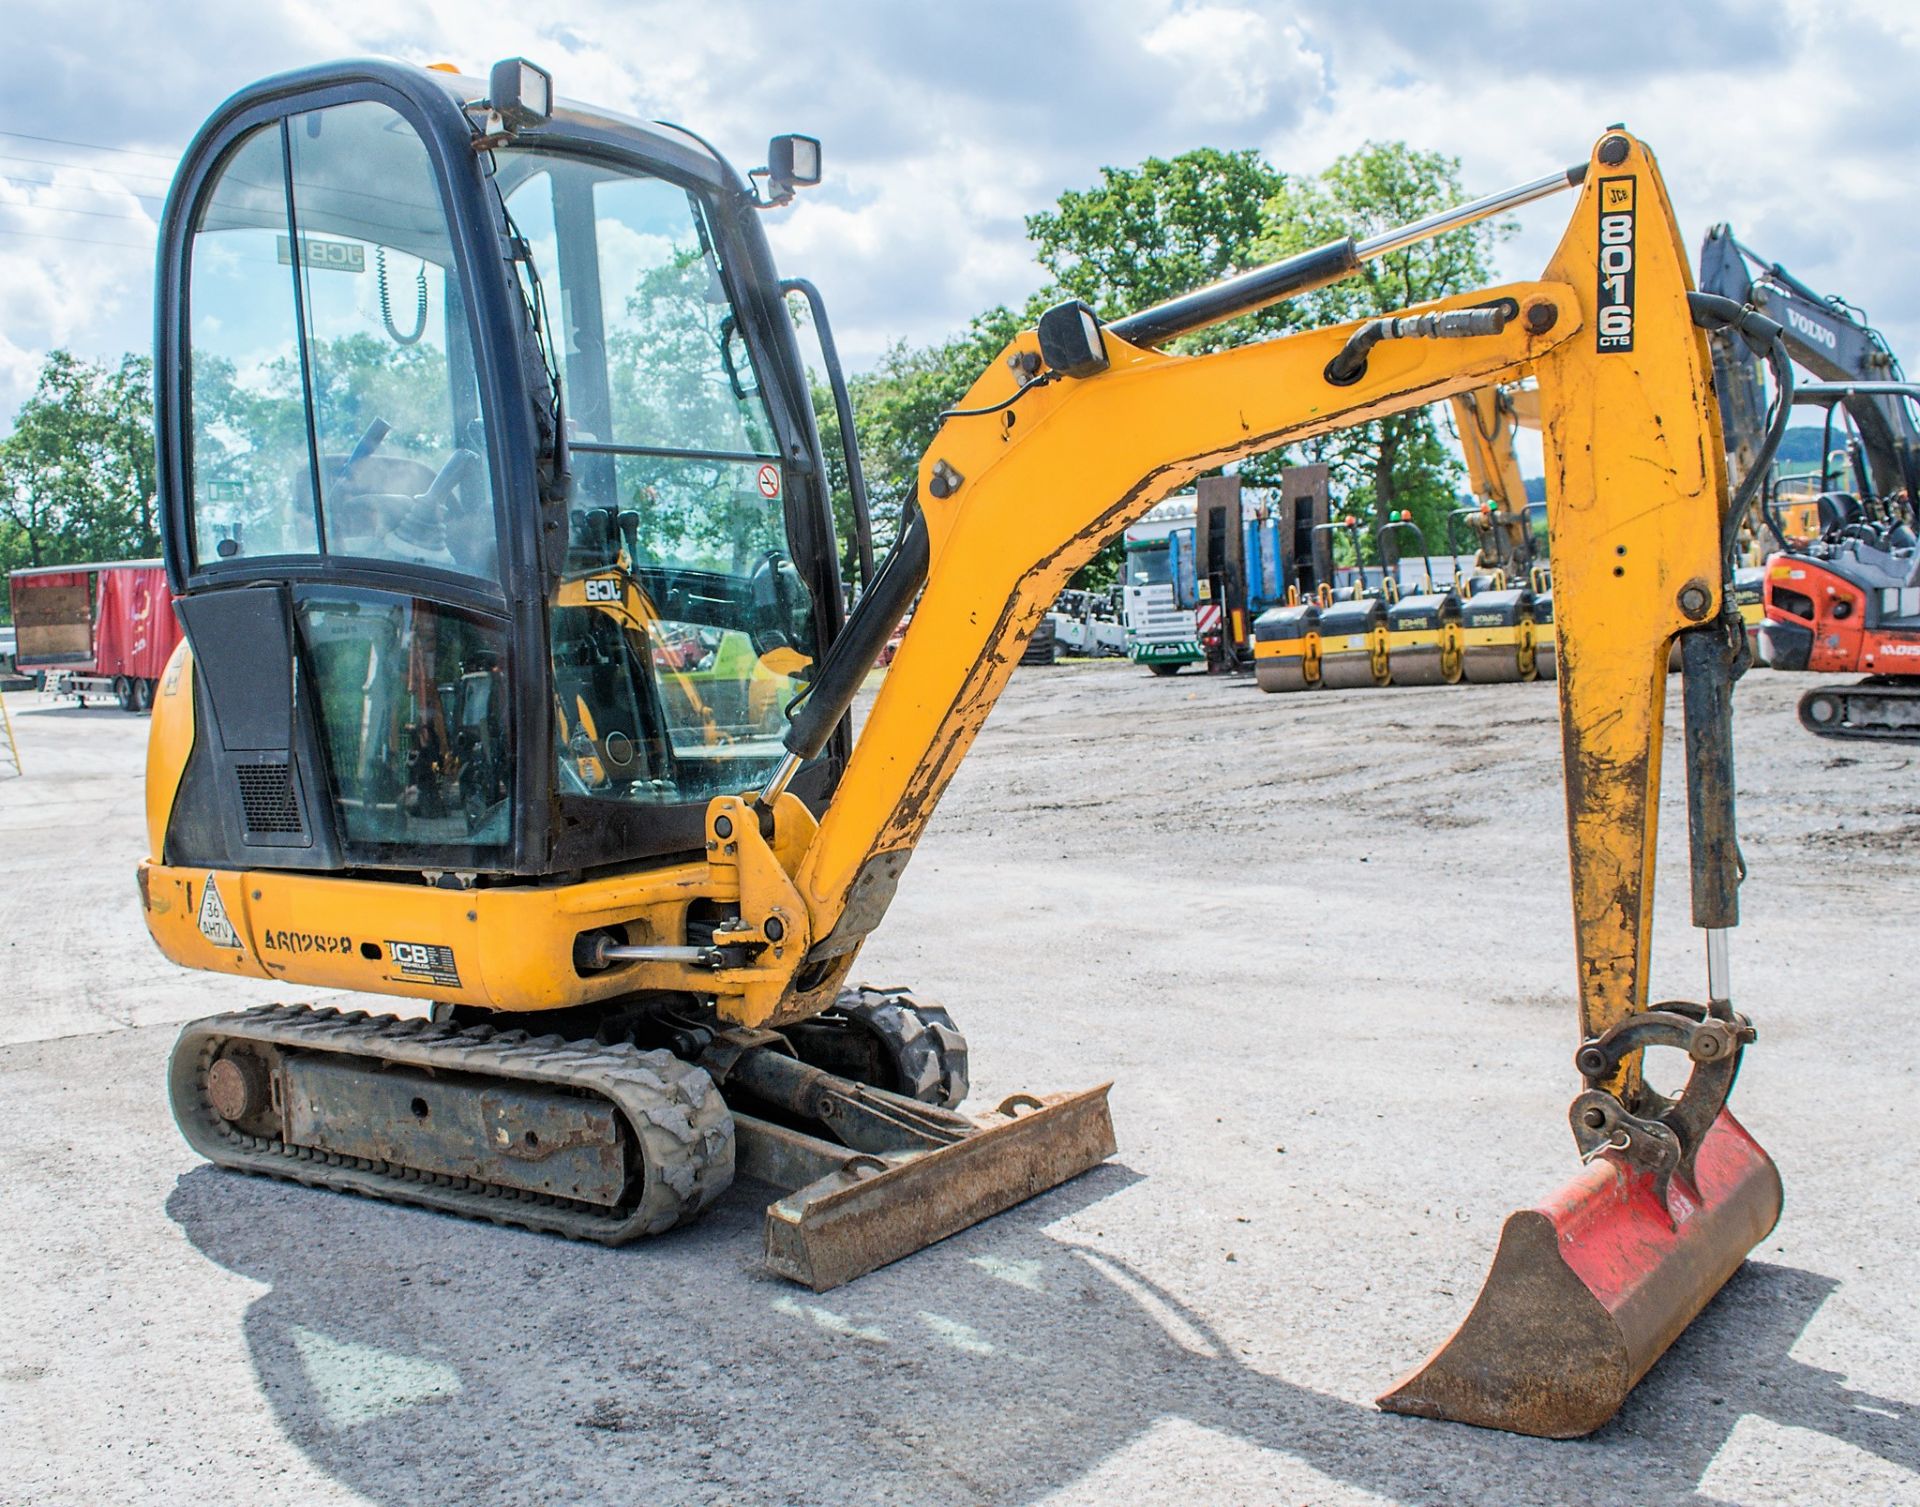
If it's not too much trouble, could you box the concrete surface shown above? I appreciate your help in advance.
[1,665,1916,1507]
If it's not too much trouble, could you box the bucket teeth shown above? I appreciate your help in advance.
[1378,1109,1781,1437]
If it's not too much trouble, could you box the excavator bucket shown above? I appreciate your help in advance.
[1378,1109,1781,1437]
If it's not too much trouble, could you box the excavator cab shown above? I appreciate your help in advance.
[155,63,849,885]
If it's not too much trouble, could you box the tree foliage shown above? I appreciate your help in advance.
[1026,147,1290,351]
[0,351,157,602]
[801,305,1022,582]
[0,353,157,618]
[1255,142,1513,564]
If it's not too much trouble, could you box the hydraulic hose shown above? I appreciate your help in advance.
[1689,291,1795,558]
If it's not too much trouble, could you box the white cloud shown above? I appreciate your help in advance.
[1142,7,1323,124]
[3,0,1919,436]
[0,163,156,406]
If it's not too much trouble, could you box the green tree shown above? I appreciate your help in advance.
[841,307,1023,550]
[1255,142,1512,567]
[1026,147,1290,351]
[0,350,159,588]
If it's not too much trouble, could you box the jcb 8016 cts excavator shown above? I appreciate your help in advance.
[145,59,1788,1438]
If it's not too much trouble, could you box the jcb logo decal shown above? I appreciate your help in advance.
[1596,176,1636,353]
[387,940,462,987]
[584,577,621,603]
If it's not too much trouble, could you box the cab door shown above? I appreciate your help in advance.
[158,80,541,875]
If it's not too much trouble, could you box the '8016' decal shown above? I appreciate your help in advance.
[1595,176,1637,352]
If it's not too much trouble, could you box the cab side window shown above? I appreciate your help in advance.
[287,103,497,581]
[187,126,316,562]
[184,102,498,583]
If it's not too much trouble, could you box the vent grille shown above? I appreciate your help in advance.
[236,762,304,836]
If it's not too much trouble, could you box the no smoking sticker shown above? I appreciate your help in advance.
[756,464,781,499]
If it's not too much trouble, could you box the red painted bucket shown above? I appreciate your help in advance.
[1378,1109,1782,1437]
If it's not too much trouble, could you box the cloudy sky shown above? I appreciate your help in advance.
[3,0,1916,430]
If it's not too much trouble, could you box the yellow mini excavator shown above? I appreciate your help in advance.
[144,59,1791,1438]
[1450,382,1542,582]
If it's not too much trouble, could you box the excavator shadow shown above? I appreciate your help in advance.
[167,1167,1919,1507]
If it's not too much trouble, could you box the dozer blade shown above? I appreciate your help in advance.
[749,1085,1116,1292]
[1378,1108,1781,1438]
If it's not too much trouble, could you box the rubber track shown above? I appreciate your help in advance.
[1798,682,1920,743]
[838,986,971,1109]
[169,1004,735,1243]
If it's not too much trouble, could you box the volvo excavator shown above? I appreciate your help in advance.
[144,60,1790,1439]
[1699,225,1920,739]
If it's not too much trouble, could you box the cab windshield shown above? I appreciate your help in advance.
[501,151,818,807]
[1128,542,1174,588]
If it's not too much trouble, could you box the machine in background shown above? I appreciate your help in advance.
[1699,226,1920,739]
[1449,383,1543,582]
[7,560,183,712]
[1045,586,1127,658]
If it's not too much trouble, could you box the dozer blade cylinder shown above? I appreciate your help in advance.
[1377,1109,1780,1437]
[759,1084,1116,1292]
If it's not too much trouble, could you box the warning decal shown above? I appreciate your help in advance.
[197,874,241,950]
[756,464,782,499]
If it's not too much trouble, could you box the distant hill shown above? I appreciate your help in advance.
[1773,425,1831,465]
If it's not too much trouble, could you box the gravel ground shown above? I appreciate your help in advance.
[1,663,1916,1507]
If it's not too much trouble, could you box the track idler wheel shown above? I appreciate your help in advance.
[839,985,970,1109]
[1378,1000,1781,1437]
[783,986,970,1108]
[1798,687,1844,734]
